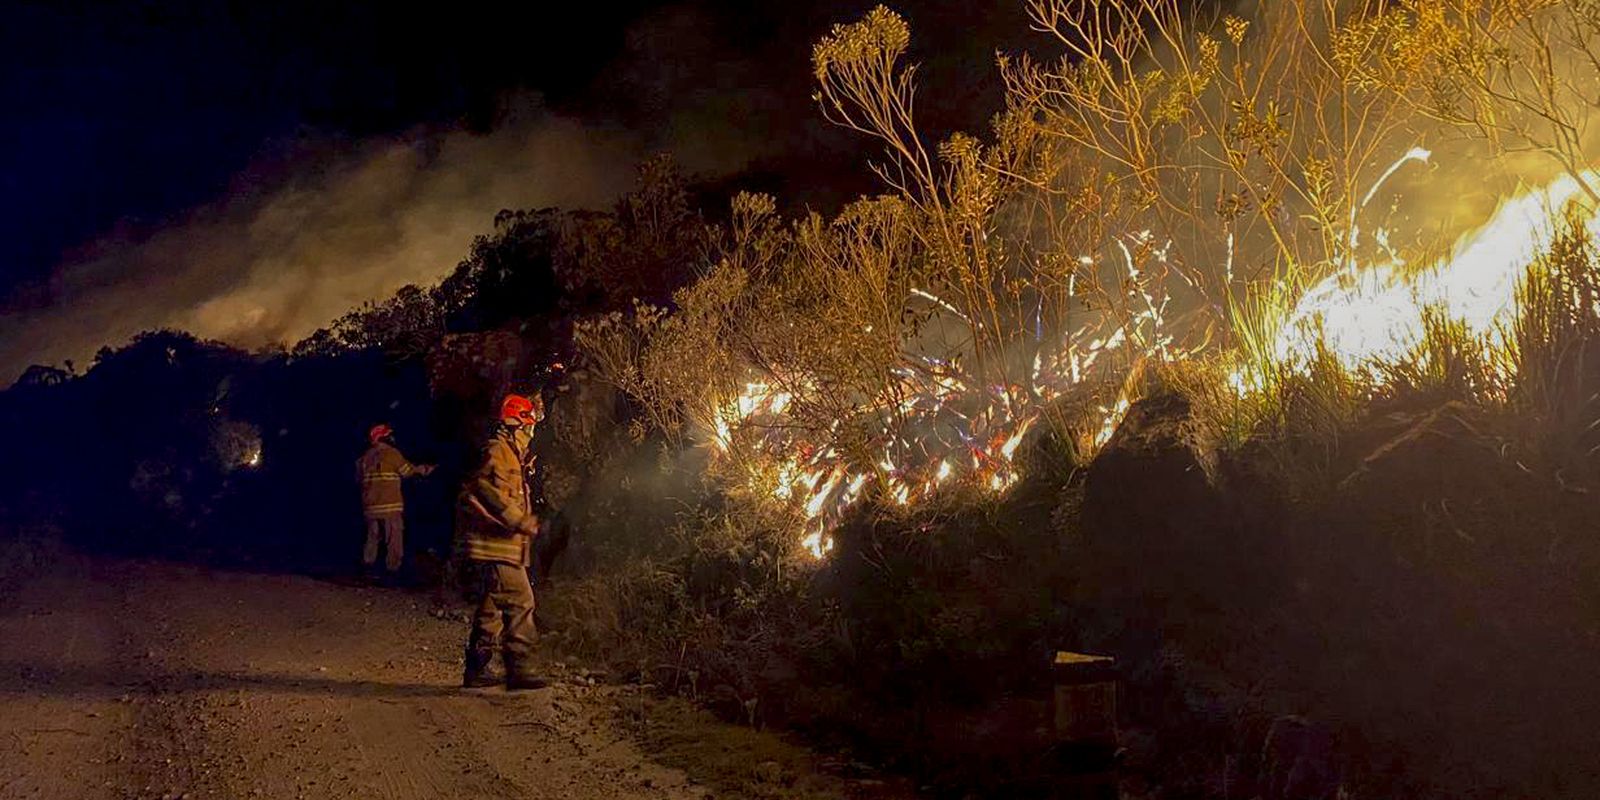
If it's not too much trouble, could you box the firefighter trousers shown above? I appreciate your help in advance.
[464,561,538,677]
[362,513,405,573]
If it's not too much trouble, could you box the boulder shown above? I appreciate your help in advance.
[1321,400,1554,581]
[1077,393,1285,618]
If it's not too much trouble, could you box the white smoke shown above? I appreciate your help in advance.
[0,106,644,382]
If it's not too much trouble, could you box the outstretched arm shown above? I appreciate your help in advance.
[391,448,436,478]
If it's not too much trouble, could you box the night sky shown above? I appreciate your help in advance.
[1,0,650,292]
[0,0,1036,380]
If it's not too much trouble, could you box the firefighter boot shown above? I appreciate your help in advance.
[504,658,550,691]
[462,647,501,689]
[506,672,550,691]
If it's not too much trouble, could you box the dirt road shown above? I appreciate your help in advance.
[0,554,889,800]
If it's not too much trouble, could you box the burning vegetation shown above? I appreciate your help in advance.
[572,0,1600,564]
[546,2,1600,795]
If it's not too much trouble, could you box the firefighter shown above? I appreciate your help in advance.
[356,424,435,581]
[457,393,549,690]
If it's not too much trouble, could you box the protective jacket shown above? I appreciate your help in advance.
[357,441,424,518]
[457,426,537,565]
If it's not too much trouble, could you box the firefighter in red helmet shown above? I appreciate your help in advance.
[355,423,435,582]
[457,393,548,689]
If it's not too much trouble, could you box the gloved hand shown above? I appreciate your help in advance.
[418,464,437,476]
[516,515,541,538]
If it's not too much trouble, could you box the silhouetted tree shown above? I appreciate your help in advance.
[14,364,69,388]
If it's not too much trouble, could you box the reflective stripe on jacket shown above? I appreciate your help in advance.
[457,427,535,566]
[357,442,420,517]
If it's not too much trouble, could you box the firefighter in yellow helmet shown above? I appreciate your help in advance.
[457,393,548,690]
[356,424,434,582]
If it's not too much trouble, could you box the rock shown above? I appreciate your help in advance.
[1079,393,1285,618]
[1336,401,1494,493]
[751,760,785,784]
[429,608,470,624]
[1313,399,1550,584]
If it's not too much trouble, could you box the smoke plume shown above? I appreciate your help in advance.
[0,105,656,382]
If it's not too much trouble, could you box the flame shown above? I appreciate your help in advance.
[697,156,1599,561]
[1000,418,1034,460]
[1277,170,1600,374]
[801,525,835,559]
[705,271,1176,559]
[1088,397,1130,450]
[890,482,912,505]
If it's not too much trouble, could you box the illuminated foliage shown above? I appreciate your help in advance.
[574,0,1600,562]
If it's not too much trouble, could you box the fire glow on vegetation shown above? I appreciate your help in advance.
[701,161,1600,560]
[706,237,1187,559]
[708,370,1037,559]
[537,0,1600,561]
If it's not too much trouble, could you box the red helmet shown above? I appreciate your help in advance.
[500,394,543,426]
[368,424,393,444]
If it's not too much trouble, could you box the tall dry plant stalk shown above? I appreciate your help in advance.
[1344,0,1600,201]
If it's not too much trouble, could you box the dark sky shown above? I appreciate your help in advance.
[0,0,1038,378]
[0,0,654,293]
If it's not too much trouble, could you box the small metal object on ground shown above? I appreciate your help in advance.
[1052,651,1118,799]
